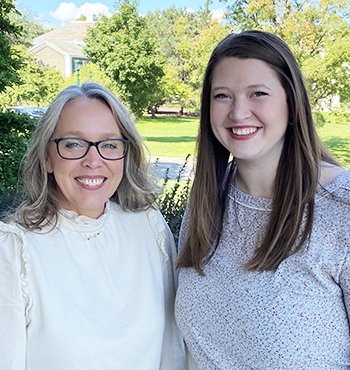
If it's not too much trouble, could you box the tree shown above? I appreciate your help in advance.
[0,111,36,195]
[0,46,65,108]
[221,0,350,109]
[65,63,114,89]
[9,5,48,48]
[145,4,230,113]
[84,0,165,118]
[174,11,231,108]
[144,7,193,113]
[0,0,24,92]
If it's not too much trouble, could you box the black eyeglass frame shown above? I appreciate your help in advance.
[50,137,129,161]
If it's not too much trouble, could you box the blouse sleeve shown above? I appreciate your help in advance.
[0,223,29,369]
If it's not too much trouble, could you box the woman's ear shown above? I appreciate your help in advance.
[46,154,54,174]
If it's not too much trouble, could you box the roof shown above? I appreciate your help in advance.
[29,40,87,58]
[33,21,96,44]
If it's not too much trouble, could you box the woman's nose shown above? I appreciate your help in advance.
[229,98,251,122]
[81,145,103,168]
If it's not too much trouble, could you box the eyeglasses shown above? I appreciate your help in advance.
[50,137,129,160]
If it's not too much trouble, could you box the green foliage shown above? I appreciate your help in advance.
[9,4,47,48]
[0,0,24,92]
[0,46,65,108]
[0,111,36,194]
[222,0,350,109]
[157,155,192,244]
[65,63,114,90]
[145,6,231,111]
[0,187,21,218]
[84,0,165,118]
[313,111,326,128]
[144,7,193,109]
[76,15,87,21]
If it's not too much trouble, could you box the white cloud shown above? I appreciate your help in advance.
[49,2,111,22]
[77,2,111,18]
[49,2,79,22]
[211,8,225,21]
[185,7,194,14]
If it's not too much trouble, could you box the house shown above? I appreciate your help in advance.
[29,15,97,77]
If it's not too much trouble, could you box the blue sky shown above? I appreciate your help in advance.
[15,0,224,28]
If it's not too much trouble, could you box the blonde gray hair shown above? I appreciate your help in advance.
[11,82,158,230]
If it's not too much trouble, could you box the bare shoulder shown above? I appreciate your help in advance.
[318,162,346,187]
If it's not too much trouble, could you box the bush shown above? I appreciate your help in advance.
[0,187,23,219]
[0,111,36,195]
[157,155,192,246]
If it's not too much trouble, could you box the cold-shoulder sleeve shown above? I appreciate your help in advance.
[0,222,30,369]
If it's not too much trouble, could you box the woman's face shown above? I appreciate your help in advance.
[210,57,289,169]
[46,96,125,218]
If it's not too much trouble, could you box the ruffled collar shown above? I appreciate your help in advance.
[57,201,111,234]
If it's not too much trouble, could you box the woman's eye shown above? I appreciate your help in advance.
[253,91,268,97]
[62,139,86,150]
[65,141,82,149]
[103,144,116,149]
[101,142,119,150]
[214,93,230,99]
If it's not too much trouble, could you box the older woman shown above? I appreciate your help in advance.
[0,82,186,369]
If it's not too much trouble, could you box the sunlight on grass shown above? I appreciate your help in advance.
[136,116,198,158]
[317,122,350,169]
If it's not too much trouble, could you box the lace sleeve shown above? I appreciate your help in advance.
[146,208,171,263]
[0,222,31,369]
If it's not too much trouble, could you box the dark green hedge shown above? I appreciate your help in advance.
[0,111,36,191]
[0,111,36,214]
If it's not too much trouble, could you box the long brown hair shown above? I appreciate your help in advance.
[177,30,339,274]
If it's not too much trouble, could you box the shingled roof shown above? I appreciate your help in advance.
[29,20,97,77]
[33,21,96,45]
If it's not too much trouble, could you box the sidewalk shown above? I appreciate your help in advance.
[149,156,194,180]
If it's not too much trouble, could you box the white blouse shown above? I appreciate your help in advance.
[0,202,186,370]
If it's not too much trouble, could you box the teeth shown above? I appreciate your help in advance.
[77,178,104,187]
[231,127,258,135]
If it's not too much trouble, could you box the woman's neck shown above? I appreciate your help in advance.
[234,162,276,198]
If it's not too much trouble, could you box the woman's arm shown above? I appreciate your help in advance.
[0,225,28,369]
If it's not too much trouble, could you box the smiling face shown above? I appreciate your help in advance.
[46,96,124,218]
[210,57,289,169]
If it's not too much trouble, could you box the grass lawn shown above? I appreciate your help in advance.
[136,115,198,158]
[317,122,350,169]
[137,114,350,169]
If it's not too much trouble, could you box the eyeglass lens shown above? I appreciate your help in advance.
[57,138,127,160]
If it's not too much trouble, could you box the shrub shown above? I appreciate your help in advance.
[0,111,36,202]
[0,187,23,219]
[157,155,192,247]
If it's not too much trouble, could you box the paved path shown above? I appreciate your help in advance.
[149,156,194,180]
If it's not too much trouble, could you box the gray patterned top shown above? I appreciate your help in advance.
[175,170,350,370]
